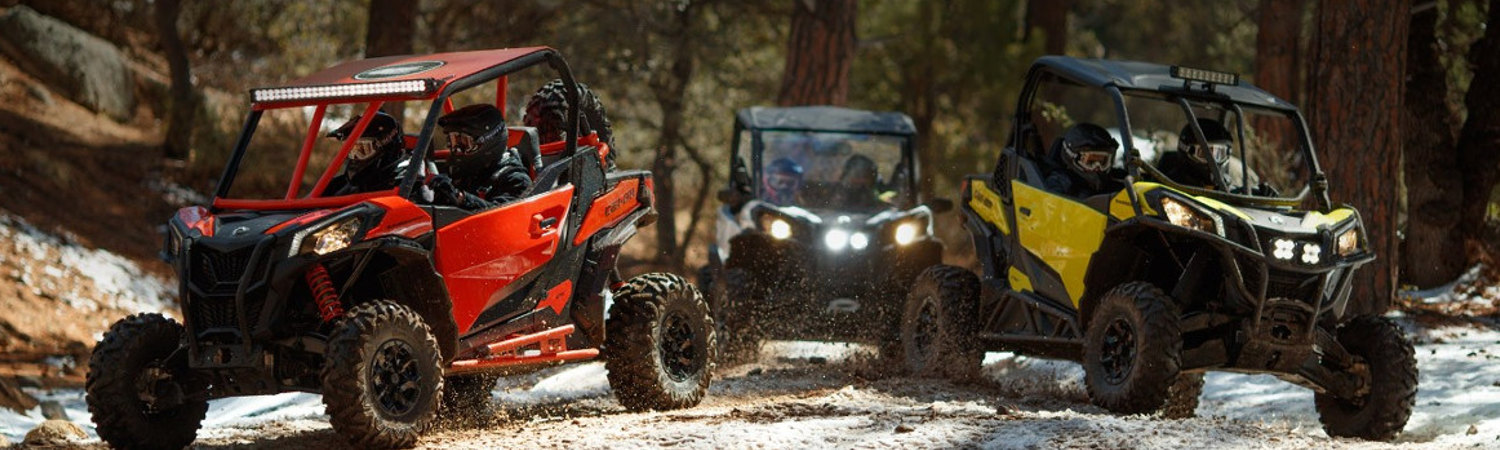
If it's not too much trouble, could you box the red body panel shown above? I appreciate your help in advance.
[264,209,334,235]
[364,196,433,239]
[535,280,573,315]
[175,206,215,237]
[573,177,641,246]
[214,189,396,211]
[435,187,575,333]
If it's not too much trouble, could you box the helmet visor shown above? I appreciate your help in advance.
[349,137,381,161]
[1074,149,1113,173]
[767,173,799,191]
[447,132,476,155]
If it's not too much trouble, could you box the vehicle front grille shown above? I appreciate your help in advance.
[192,246,255,295]
[1266,269,1321,304]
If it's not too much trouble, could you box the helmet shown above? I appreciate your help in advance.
[840,154,881,188]
[1178,118,1232,165]
[439,104,507,155]
[1060,123,1118,174]
[328,111,403,173]
[763,157,803,204]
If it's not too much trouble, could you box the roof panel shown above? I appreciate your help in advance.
[1033,56,1298,111]
[263,47,550,90]
[736,106,916,135]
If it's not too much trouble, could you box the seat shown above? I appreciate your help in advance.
[507,127,543,180]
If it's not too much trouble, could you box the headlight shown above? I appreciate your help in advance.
[894,223,919,246]
[768,219,793,240]
[1272,238,1296,260]
[1160,197,1221,236]
[293,217,361,256]
[1301,243,1321,264]
[825,229,850,251]
[1337,228,1360,256]
[849,232,869,250]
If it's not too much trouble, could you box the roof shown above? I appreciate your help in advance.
[736,106,917,136]
[250,47,551,108]
[1032,56,1299,112]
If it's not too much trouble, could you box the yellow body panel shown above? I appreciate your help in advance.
[1302,208,1355,231]
[1011,181,1108,307]
[968,180,1009,234]
[1110,182,1161,220]
[1008,266,1033,292]
[1192,195,1253,221]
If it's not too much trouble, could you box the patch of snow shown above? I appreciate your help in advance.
[0,213,174,315]
[495,362,611,405]
[145,179,209,207]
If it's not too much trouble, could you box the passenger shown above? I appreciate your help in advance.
[1043,123,1124,198]
[838,154,890,210]
[326,112,406,195]
[1158,118,1234,189]
[428,104,533,210]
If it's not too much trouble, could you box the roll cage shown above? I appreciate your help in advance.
[212,47,587,212]
[1007,56,1335,213]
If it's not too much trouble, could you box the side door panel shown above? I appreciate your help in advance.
[434,186,575,333]
[1009,180,1108,308]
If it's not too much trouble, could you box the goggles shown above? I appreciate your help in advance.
[767,172,800,191]
[447,132,477,155]
[1067,142,1114,173]
[1183,141,1231,165]
[349,137,382,161]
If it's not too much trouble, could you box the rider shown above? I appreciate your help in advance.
[762,157,804,206]
[429,104,535,210]
[838,154,890,210]
[1043,123,1124,198]
[326,112,406,196]
[1158,118,1233,189]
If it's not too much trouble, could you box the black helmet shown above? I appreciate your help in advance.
[1178,118,1232,165]
[439,104,507,155]
[1060,123,1118,174]
[767,157,804,176]
[764,157,804,202]
[328,111,403,172]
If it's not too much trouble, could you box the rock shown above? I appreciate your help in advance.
[39,400,66,420]
[0,376,39,414]
[23,419,86,446]
[747,367,764,376]
[895,423,916,433]
[1470,424,1480,435]
[808,356,828,365]
[0,6,134,120]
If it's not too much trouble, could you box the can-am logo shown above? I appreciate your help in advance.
[353,61,445,80]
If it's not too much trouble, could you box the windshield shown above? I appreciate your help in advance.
[224,102,418,200]
[752,130,912,213]
[1026,74,1310,200]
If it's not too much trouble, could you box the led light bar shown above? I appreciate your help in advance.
[1170,66,1240,86]
[251,79,436,103]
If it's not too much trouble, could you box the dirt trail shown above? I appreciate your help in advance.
[184,344,1446,450]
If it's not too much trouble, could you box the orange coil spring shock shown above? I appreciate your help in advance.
[305,264,344,322]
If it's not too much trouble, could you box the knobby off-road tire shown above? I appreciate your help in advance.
[441,373,499,418]
[1314,315,1417,441]
[87,313,208,450]
[523,79,616,167]
[717,267,765,364]
[606,273,716,411]
[321,301,445,449]
[1083,282,1183,415]
[901,265,983,379]
[1162,372,1204,419]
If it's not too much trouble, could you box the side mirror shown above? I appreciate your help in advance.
[926,197,954,213]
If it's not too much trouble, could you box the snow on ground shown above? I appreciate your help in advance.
[0,212,174,315]
[10,319,1497,448]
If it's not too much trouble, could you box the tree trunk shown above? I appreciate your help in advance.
[777,0,856,106]
[1456,0,1500,264]
[1400,3,1466,288]
[1253,0,1304,104]
[904,1,940,200]
[364,0,417,122]
[1306,0,1410,314]
[1024,0,1070,55]
[155,0,194,161]
[650,5,701,270]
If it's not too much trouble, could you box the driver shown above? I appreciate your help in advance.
[838,154,890,210]
[1044,123,1124,198]
[326,111,407,196]
[429,104,534,210]
[763,157,804,206]
[1158,118,1233,188]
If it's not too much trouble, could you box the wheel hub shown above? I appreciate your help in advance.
[370,339,421,416]
[134,363,185,415]
[1100,318,1137,384]
[660,312,700,382]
